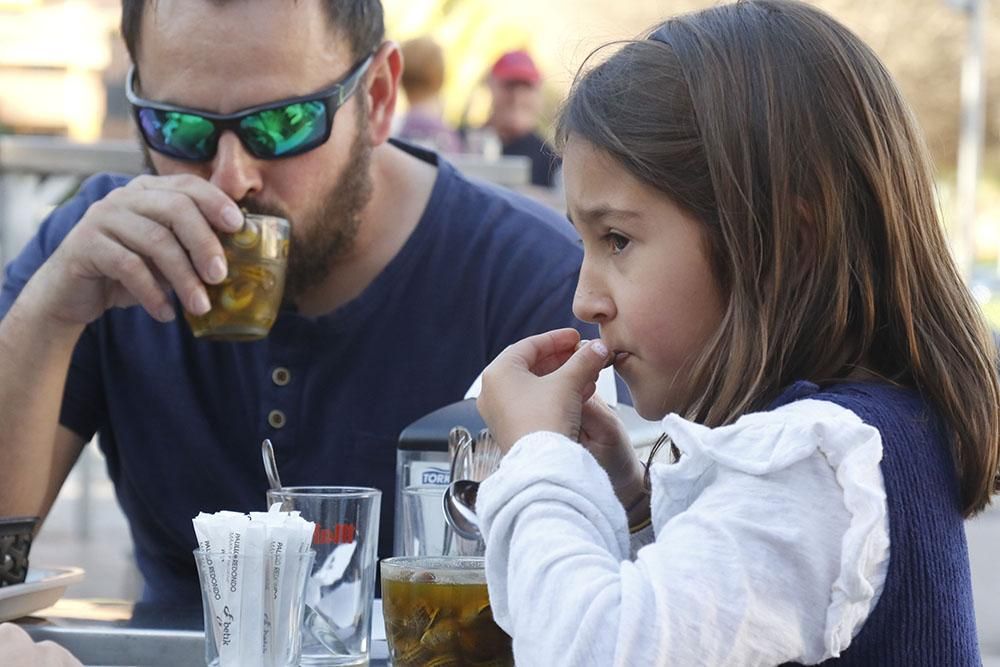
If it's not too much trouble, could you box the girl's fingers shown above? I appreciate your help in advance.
[580,394,621,442]
[500,328,581,371]
[532,348,576,376]
[552,339,612,394]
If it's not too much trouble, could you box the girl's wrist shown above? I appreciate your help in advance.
[622,484,651,531]
[628,514,652,534]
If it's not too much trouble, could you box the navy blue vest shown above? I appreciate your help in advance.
[775,381,981,666]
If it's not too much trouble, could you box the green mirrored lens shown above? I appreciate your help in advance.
[240,101,328,157]
[139,109,217,159]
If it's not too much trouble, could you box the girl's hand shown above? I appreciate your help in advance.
[476,328,612,454]
[580,394,647,507]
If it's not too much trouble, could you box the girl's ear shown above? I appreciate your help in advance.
[363,41,402,146]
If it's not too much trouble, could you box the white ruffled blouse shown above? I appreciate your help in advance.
[477,398,890,667]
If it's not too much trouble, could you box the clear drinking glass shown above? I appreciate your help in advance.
[399,485,483,557]
[185,213,290,341]
[380,556,513,667]
[266,487,381,667]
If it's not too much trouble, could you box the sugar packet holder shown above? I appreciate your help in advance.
[193,505,314,667]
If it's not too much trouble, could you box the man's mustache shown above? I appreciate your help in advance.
[237,199,289,222]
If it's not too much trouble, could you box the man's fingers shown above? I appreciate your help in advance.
[131,173,243,232]
[89,237,175,322]
[116,186,229,287]
[105,211,210,316]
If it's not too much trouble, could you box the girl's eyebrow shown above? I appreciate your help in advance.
[567,205,641,228]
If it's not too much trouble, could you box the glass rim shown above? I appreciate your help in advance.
[380,555,485,569]
[401,485,446,494]
[241,212,290,225]
[192,547,316,558]
[266,485,381,499]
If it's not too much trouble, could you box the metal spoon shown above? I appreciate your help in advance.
[262,438,283,492]
[260,439,351,656]
[442,432,482,541]
[440,427,471,555]
[442,478,482,541]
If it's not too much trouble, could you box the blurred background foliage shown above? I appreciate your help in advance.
[3,0,1000,323]
[385,0,999,170]
[382,0,1000,325]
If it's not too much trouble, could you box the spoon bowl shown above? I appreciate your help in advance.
[442,479,482,541]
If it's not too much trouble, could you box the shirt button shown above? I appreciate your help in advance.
[271,367,291,386]
[268,410,287,429]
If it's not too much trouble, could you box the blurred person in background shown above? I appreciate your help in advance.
[0,0,597,605]
[395,36,461,153]
[484,49,561,189]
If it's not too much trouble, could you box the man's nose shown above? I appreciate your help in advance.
[209,131,263,202]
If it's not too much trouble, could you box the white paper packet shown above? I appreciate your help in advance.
[238,520,265,667]
[193,509,314,667]
[193,511,249,665]
[247,505,316,666]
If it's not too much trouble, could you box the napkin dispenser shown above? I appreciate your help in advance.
[394,399,483,555]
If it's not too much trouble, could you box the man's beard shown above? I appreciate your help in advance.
[245,126,373,302]
[140,111,374,304]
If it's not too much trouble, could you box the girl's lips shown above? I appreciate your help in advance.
[600,350,628,369]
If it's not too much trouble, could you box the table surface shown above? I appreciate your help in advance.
[16,598,389,666]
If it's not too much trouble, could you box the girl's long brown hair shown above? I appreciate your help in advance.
[557,0,1000,516]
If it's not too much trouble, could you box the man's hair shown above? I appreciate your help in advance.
[557,0,1000,517]
[120,0,385,64]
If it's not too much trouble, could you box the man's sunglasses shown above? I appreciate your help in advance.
[126,54,373,161]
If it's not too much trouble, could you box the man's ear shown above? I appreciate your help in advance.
[363,41,402,146]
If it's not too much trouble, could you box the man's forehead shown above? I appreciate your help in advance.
[135,0,353,101]
[137,0,350,63]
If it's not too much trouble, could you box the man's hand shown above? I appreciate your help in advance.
[28,173,244,329]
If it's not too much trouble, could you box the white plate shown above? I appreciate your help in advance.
[0,566,85,622]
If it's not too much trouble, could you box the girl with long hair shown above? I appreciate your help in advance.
[475,1,1000,664]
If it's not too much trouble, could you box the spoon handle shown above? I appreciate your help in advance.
[262,438,283,491]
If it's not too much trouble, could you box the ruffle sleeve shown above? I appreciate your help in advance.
[653,398,889,658]
[478,398,889,666]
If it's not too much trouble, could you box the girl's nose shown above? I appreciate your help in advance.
[573,271,615,324]
[209,132,264,202]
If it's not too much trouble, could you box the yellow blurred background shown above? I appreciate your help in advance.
[3,0,1000,319]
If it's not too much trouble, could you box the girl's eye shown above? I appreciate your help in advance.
[606,232,629,254]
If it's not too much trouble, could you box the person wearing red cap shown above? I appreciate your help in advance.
[486,49,561,188]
